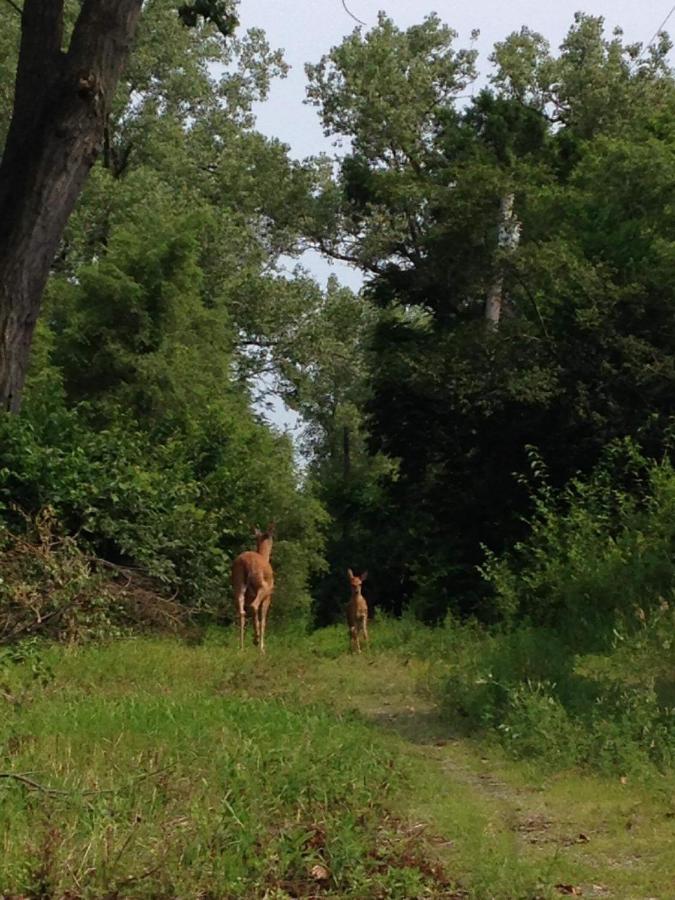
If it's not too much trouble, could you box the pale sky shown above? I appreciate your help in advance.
[238,1,674,432]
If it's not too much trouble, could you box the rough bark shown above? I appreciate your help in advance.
[0,0,143,412]
[484,192,520,328]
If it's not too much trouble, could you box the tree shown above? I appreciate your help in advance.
[303,13,675,620]
[0,0,237,413]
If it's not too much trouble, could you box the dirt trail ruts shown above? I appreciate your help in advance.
[329,656,627,900]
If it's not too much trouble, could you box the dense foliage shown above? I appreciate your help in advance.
[302,13,675,626]
[1,5,674,646]
[0,0,328,624]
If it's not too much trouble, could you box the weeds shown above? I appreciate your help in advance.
[438,618,675,777]
[0,638,455,899]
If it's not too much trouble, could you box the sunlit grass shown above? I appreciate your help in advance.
[0,637,447,898]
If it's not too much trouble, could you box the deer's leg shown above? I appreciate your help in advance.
[362,616,369,651]
[251,588,264,648]
[235,589,246,651]
[347,605,357,653]
[259,594,271,655]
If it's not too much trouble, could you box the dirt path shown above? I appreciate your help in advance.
[302,651,673,900]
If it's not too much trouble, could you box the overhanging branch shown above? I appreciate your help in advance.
[341,0,367,27]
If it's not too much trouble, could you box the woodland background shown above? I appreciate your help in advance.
[1,4,674,895]
[1,2,674,631]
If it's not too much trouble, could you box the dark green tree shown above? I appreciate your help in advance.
[303,13,675,620]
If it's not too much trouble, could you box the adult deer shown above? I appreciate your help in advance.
[231,525,275,653]
[347,569,369,653]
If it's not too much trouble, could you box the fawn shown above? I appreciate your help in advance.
[231,524,275,653]
[347,568,369,653]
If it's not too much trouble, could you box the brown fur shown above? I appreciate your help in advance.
[231,525,275,653]
[346,568,369,653]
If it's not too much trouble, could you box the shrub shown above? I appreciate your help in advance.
[440,620,675,776]
[0,510,189,644]
[0,399,326,621]
[481,441,675,648]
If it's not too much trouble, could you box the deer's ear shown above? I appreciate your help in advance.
[254,529,262,539]
[266,522,276,536]
[347,568,354,579]
[360,571,368,582]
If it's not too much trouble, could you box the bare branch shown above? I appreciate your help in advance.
[0,771,121,797]
[2,0,22,15]
[341,0,367,27]
[0,772,70,795]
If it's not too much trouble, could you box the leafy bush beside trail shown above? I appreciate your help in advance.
[439,612,675,776]
[0,401,325,626]
[481,442,675,642]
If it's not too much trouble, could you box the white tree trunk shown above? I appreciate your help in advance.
[485,192,520,328]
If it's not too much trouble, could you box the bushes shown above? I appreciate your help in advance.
[0,408,220,603]
[481,442,675,645]
[439,617,675,776]
[490,672,675,775]
[0,395,326,623]
[0,510,192,644]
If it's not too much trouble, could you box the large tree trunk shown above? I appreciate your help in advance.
[484,192,520,328]
[0,0,143,412]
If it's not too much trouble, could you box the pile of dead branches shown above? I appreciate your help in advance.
[0,509,191,644]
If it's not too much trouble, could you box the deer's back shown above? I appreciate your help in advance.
[232,551,274,593]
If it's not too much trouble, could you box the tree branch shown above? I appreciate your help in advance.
[0,772,70,795]
[341,0,367,27]
[0,771,122,797]
[2,0,22,15]
[308,236,386,275]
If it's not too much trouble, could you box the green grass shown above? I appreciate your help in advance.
[1,622,673,898]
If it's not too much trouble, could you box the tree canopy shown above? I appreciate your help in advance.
[300,12,675,621]
[1,5,674,633]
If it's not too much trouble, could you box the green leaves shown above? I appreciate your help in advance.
[301,10,675,623]
[306,13,477,161]
[177,0,238,38]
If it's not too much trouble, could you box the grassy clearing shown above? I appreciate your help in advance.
[0,635,450,899]
[1,622,673,898]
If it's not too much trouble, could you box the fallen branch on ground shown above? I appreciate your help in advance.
[0,772,70,795]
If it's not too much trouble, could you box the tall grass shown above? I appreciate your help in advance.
[482,444,675,644]
[0,638,452,899]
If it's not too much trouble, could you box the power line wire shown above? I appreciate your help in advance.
[640,3,675,57]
